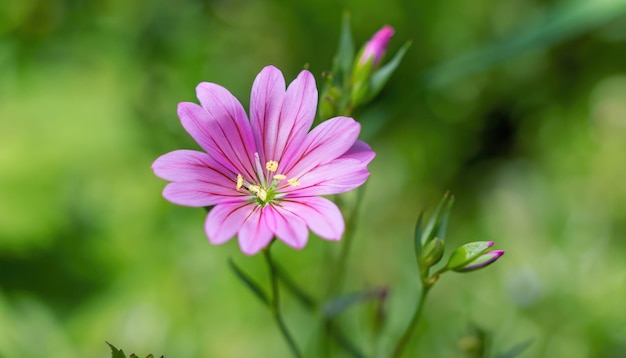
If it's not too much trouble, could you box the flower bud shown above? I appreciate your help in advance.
[455,250,505,272]
[358,25,395,67]
[419,237,445,269]
[350,26,395,107]
[445,241,494,271]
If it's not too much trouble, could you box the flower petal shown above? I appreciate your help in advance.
[250,67,318,170]
[152,149,232,183]
[249,66,286,165]
[340,140,376,164]
[178,82,258,180]
[280,197,345,241]
[265,205,309,249]
[278,70,318,162]
[282,140,374,196]
[205,202,253,244]
[282,116,361,178]
[238,207,274,255]
[163,179,247,206]
[283,158,370,196]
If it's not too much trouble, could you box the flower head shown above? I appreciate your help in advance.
[358,25,395,66]
[152,66,375,255]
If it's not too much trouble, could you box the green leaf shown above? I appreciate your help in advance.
[106,342,127,358]
[332,12,355,86]
[322,287,386,318]
[496,338,534,358]
[446,241,493,270]
[228,258,270,306]
[422,1,626,88]
[364,40,411,103]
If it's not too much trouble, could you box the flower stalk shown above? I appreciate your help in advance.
[390,284,431,358]
[327,181,368,297]
[264,246,302,358]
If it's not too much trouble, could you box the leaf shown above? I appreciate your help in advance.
[365,40,411,103]
[332,12,355,87]
[228,258,270,306]
[106,342,127,358]
[496,338,534,358]
[322,287,387,318]
[422,1,626,88]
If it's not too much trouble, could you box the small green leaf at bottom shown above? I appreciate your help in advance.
[107,342,127,358]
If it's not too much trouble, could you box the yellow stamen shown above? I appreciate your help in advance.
[266,160,279,172]
[249,185,260,194]
[288,178,300,187]
[273,174,286,181]
[236,174,243,190]
[257,188,268,201]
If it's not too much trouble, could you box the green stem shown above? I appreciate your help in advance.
[327,182,368,296]
[389,285,432,358]
[264,248,302,358]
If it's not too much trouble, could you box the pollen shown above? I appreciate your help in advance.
[273,174,286,181]
[236,174,243,190]
[288,178,300,187]
[249,185,260,194]
[257,188,268,201]
[266,160,279,172]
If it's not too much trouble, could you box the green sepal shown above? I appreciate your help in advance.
[350,58,374,107]
[445,241,493,270]
[419,236,445,269]
[319,83,342,120]
[362,40,411,104]
[420,191,451,247]
[228,258,270,306]
[436,195,455,241]
[413,211,425,257]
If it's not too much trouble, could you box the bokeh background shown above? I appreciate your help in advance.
[2,0,626,356]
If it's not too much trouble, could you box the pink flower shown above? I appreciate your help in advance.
[152,66,375,255]
[359,25,395,66]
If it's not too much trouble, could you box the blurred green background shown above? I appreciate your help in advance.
[2,0,626,356]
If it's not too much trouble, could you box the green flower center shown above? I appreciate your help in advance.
[235,156,300,207]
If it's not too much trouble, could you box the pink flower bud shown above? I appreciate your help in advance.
[359,25,395,66]
[457,250,505,272]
